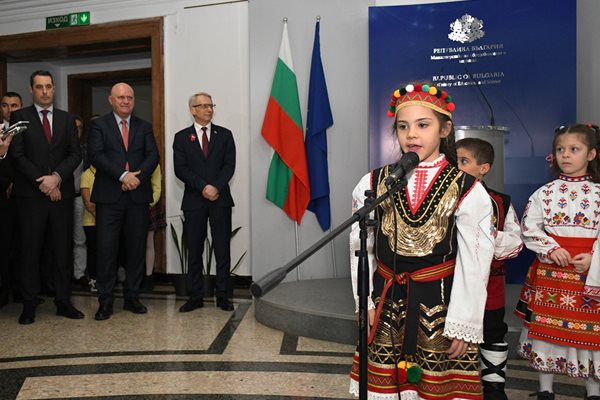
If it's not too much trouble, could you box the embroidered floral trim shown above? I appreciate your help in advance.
[536,267,585,282]
[410,169,428,213]
[415,154,447,169]
[349,381,421,399]
[532,313,599,332]
[559,174,592,182]
[583,285,600,300]
[443,319,483,343]
[518,341,599,379]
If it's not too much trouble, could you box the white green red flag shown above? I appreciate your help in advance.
[261,22,310,224]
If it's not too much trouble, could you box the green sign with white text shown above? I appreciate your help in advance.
[46,12,90,30]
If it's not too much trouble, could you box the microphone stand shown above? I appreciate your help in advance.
[251,176,409,400]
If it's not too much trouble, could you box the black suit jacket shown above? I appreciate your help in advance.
[9,105,81,199]
[87,112,159,204]
[173,123,236,210]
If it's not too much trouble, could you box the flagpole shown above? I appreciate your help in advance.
[294,221,301,280]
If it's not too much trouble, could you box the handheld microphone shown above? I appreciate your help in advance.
[7,125,28,136]
[384,152,420,186]
[1,121,29,139]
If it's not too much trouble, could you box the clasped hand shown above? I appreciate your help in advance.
[36,174,61,201]
[550,247,592,273]
[202,184,219,201]
[121,171,141,191]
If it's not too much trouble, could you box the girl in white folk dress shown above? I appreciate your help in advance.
[515,124,600,400]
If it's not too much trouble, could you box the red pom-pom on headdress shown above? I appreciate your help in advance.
[387,83,456,118]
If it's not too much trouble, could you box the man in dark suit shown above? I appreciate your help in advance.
[0,134,13,160]
[88,82,159,321]
[10,70,83,324]
[173,92,236,312]
[0,92,21,308]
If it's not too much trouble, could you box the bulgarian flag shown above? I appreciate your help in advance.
[261,22,310,224]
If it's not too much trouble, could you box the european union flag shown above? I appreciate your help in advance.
[305,20,334,231]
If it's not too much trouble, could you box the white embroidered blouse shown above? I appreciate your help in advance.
[521,175,600,299]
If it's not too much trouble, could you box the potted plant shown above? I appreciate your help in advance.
[204,226,247,299]
[171,220,247,298]
[169,216,188,296]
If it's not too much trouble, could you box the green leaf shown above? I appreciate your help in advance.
[169,217,188,274]
[231,250,247,274]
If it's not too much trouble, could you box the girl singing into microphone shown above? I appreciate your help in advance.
[349,83,495,399]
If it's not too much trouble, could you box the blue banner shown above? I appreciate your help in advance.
[369,0,576,282]
[306,20,334,231]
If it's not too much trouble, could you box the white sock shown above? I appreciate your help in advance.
[586,377,600,397]
[539,372,554,393]
[480,342,508,384]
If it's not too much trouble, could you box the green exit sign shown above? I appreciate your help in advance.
[46,12,90,30]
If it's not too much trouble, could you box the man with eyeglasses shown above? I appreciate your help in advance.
[173,92,236,312]
[88,82,159,321]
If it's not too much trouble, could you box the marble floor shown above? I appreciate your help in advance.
[0,283,587,400]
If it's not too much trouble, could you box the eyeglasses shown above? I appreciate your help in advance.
[192,104,216,109]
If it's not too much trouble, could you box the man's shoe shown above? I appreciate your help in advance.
[123,298,148,314]
[18,302,36,325]
[55,300,85,319]
[94,303,113,321]
[216,298,234,311]
[179,297,204,312]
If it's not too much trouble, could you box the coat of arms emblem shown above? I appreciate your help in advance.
[448,14,485,43]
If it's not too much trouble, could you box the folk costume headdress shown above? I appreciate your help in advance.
[387,83,456,118]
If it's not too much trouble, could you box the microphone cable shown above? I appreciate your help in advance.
[500,96,536,158]
[464,67,495,126]
[384,163,404,398]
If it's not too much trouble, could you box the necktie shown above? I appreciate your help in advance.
[201,127,209,158]
[41,109,51,144]
[121,120,129,170]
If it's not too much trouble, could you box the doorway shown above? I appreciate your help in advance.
[0,18,166,272]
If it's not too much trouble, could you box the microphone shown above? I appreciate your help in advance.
[1,121,29,139]
[1,125,27,139]
[384,151,420,186]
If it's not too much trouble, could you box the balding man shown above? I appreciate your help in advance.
[88,82,159,321]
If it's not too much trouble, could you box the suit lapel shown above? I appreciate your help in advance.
[186,125,206,159]
[127,116,137,150]
[25,106,49,146]
[109,115,127,151]
[50,109,61,146]
[207,125,221,157]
